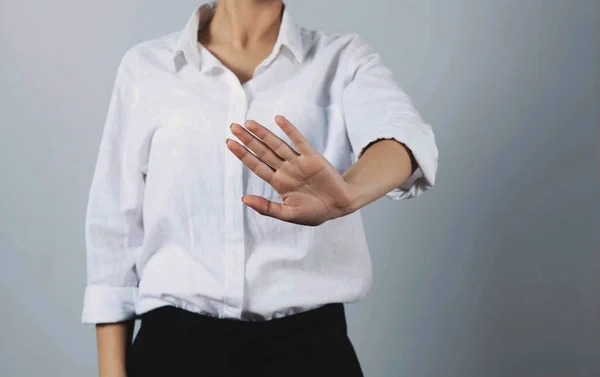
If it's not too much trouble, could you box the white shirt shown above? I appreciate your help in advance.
[81,1,439,324]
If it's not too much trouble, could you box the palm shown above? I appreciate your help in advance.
[226,115,354,226]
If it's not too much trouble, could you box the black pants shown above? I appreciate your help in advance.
[126,303,364,377]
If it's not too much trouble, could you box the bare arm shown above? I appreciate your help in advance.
[343,138,417,212]
[96,320,135,377]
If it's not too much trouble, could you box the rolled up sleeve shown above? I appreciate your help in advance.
[82,55,145,324]
[341,35,439,200]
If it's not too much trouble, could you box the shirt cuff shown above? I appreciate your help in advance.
[355,123,437,200]
[81,285,138,324]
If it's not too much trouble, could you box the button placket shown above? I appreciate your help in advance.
[223,76,248,318]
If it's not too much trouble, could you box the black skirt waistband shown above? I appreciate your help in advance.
[139,303,348,339]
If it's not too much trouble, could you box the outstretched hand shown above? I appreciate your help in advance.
[225,115,356,226]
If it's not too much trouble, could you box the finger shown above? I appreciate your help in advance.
[274,115,315,156]
[230,122,285,169]
[245,119,301,161]
[226,138,275,184]
[242,195,291,222]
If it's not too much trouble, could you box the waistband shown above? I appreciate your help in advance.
[140,303,347,339]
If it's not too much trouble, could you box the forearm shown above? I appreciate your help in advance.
[96,320,135,377]
[342,139,417,212]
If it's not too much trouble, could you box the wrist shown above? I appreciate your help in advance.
[338,180,362,218]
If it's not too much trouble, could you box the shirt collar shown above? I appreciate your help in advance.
[170,1,304,72]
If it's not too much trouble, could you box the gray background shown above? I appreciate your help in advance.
[1,0,598,376]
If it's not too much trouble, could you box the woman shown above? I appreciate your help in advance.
[82,1,439,376]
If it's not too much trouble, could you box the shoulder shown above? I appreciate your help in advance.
[299,27,378,67]
[297,27,381,84]
[114,30,181,81]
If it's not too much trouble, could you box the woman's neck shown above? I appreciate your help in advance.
[206,0,284,50]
